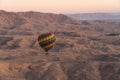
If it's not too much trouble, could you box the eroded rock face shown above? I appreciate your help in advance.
[0,10,120,80]
[99,63,120,80]
[26,63,68,80]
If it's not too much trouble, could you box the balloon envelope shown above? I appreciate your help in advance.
[38,33,56,52]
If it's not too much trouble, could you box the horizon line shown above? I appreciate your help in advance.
[0,9,120,14]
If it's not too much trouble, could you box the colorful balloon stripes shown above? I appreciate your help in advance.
[38,33,56,53]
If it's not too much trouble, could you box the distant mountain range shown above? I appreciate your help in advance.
[67,13,120,20]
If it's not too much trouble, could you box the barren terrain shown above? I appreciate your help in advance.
[0,10,120,80]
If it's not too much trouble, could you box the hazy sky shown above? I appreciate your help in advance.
[0,0,120,13]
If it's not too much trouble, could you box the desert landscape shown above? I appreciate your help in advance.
[68,13,120,20]
[0,10,120,80]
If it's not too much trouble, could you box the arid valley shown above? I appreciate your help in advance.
[0,10,120,80]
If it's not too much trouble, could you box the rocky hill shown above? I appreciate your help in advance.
[0,10,120,80]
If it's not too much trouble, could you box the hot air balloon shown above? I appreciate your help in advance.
[38,33,56,55]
